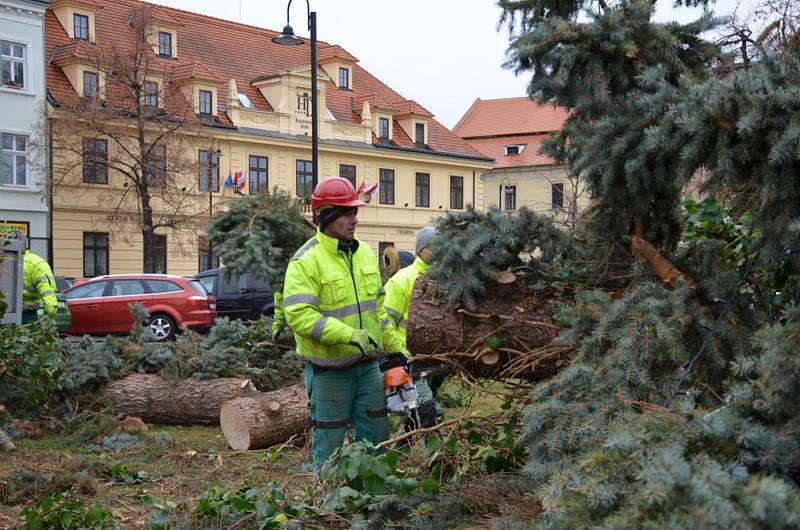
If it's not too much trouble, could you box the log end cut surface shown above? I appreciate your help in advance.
[220,402,251,451]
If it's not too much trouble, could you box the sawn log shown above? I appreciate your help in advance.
[406,276,565,381]
[220,383,309,450]
[105,374,260,425]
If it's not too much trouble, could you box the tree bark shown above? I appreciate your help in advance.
[0,428,15,452]
[220,383,309,451]
[105,374,260,425]
[629,235,696,289]
[406,276,564,381]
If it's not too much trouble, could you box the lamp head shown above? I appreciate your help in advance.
[272,24,304,46]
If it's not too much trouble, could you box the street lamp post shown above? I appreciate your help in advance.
[273,0,318,193]
[207,147,221,271]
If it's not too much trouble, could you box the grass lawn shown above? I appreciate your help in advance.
[0,424,312,529]
[0,377,521,529]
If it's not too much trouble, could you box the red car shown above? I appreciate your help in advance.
[63,274,216,340]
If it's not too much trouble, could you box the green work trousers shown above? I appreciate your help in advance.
[304,360,389,470]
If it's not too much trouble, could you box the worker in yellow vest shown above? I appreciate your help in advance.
[383,226,440,431]
[283,177,408,469]
[12,231,58,324]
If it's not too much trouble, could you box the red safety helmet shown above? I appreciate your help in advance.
[310,177,365,211]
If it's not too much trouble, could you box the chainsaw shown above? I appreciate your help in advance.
[379,355,418,415]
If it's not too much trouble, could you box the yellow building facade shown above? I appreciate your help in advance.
[45,0,492,278]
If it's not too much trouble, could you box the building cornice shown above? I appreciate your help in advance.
[0,1,47,19]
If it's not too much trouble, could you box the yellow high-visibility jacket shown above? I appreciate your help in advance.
[272,290,286,336]
[283,229,403,367]
[22,251,58,315]
[383,256,428,350]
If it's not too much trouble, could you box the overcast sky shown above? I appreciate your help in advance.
[149,0,756,129]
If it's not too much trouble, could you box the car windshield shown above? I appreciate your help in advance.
[197,276,215,295]
[55,276,74,292]
[188,280,208,295]
[66,281,106,299]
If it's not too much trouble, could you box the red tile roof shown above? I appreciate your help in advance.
[172,61,221,84]
[352,93,400,113]
[316,45,358,64]
[394,100,434,118]
[50,40,97,65]
[464,134,558,168]
[453,97,569,139]
[45,0,487,160]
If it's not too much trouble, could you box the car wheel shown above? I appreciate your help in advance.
[148,313,176,341]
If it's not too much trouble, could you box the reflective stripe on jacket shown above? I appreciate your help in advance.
[22,251,58,315]
[284,229,403,367]
[383,255,428,350]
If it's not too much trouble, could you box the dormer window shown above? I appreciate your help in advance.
[74,14,89,41]
[338,67,349,89]
[415,123,425,144]
[379,117,389,139]
[158,31,172,57]
[505,144,525,156]
[199,89,212,114]
[83,70,98,98]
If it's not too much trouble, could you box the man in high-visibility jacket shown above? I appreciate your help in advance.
[383,226,440,431]
[283,177,408,470]
[16,232,58,324]
[271,290,286,340]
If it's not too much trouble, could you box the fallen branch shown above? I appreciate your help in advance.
[376,416,464,449]
[629,235,696,289]
[456,309,562,331]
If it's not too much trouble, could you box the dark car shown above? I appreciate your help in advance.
[195,267,273,321]
[63,274,216,340]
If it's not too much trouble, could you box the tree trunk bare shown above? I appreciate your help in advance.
[220,383,309,450]
[105,374,260,425]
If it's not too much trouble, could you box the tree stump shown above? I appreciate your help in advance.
[220,383,309,450]
[105,374,260,425]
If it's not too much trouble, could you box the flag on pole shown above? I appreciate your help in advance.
[224,172,233,188]
[234,171,247,192]
[356,181,378,203]
[364,182,379,199]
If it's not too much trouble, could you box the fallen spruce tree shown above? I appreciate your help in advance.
[353,0,800,528]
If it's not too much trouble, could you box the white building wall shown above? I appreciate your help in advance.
[0,0,48,254]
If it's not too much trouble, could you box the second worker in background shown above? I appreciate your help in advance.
[383,226,441,431]
[283,177,409,470]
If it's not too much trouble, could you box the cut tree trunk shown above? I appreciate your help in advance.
[406,276,565,381]
[105,374,260,425]
[220,383,309,450]
[0,428,15,452]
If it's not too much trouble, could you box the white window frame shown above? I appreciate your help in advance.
[504,144,526,156]
[1,39,27,91]
[503,184,517,211]
[2,132,29,187]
